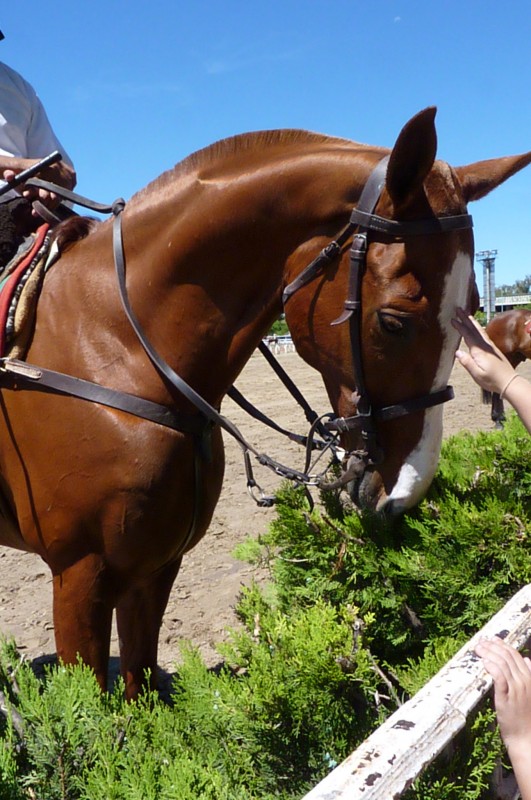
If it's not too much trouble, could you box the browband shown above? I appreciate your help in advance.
[349,208,473,236]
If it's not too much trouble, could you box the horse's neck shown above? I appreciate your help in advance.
[129,140,378,305]
[53,142,379,403]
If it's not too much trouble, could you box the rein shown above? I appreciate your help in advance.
[111,200,339,502]
[0,173,340,509]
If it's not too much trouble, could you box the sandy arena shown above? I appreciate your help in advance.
[1,347,530,680]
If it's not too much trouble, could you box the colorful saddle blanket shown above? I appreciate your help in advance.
[0,224,56,358]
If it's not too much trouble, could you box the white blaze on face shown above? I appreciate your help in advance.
[383,251,473,512]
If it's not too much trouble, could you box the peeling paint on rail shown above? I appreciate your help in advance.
[302,584,531,800]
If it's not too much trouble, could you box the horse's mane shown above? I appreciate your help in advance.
[176,129,344,175]
[131,129,351,204]
[49,130,351,247]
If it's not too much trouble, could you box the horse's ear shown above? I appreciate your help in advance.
[455,152,531,203]
[385,107,438,211]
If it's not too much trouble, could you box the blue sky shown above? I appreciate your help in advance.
[1,1,530,288]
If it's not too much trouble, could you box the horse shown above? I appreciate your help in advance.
[0,107,529,699]
[483,309,531,427]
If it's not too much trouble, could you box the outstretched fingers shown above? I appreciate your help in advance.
[452,308,497,353]
[452,308,515,394]
[475,637,531,745]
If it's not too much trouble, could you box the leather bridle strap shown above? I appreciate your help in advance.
[282,154,473,466]
[329,160,472,455]
[282,156,389,305]
[328,385,455,433]
[110,207,335,494]
[282,229,355,305]
[111,204,258,446]
[0,357,208,435]
[25,178,118,215]
[328,158,390,461]
[349,208,473,236]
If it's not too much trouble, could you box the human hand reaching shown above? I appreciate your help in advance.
[476,637,531,748]
[452,308,516,396]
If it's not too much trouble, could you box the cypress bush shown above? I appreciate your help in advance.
[1,412,530,798]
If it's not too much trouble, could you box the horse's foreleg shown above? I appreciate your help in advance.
[491,392,506,429]
[52,553,114,691]
[115,557,182,701]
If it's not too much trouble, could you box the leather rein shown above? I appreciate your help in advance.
[0,173,339,509]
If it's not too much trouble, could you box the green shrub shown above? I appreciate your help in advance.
[0,412,530,797]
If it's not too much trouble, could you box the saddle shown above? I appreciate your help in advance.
[0,223,55,358]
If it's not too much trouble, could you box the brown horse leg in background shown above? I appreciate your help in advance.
[490,392,506,429]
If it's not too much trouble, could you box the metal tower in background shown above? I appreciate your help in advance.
[476,250,497,322]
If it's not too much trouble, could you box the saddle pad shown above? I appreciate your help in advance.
[0,224,49,356]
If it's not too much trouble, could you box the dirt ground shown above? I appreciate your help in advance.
[1,348,531,682]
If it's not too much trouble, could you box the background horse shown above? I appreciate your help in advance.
[484,309,531,426]
[0,107,529,698]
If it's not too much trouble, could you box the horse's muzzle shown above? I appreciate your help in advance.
[320,448,394,514]
[339,453,403,515]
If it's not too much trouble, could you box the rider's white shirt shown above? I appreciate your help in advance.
[0,61,72,202]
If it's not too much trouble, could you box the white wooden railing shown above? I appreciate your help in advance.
[479,295,531,309]
[263,335,295,355]
[303,584,531,800]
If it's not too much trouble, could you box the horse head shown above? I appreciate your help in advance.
[284,107,531,513]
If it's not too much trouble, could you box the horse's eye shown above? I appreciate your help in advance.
[378,311,409,335]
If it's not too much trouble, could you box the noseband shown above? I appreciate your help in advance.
[282,156,473,473]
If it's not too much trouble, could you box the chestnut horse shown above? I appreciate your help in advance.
[0,107,529,698]
[484,309,531,426]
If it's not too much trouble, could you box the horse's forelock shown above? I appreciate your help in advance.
[425,161,467,212]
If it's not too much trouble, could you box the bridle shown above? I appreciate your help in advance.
[0,153,474,509]
[282,155,474,476]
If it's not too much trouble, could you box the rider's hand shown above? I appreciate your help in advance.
[2,159,76,215]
